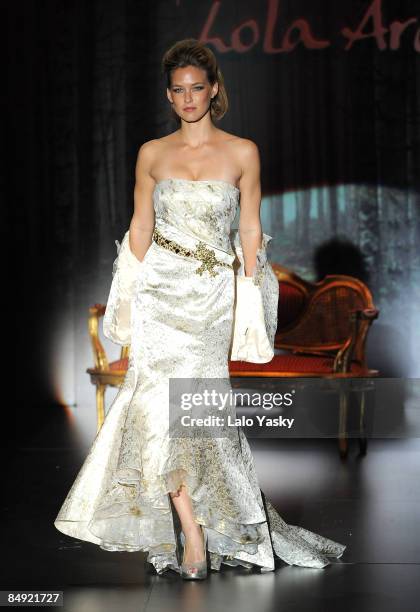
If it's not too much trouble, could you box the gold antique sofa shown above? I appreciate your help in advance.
[87,266,379,458]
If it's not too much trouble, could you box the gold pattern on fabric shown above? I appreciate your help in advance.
[54,178,346,576]
[152,228,232,276]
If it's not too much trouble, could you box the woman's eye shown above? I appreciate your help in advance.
[173,86,204,93]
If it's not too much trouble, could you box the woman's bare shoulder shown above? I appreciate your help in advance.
[235,136,259,153]
[227,135,260,171]
[137,135,173,154]
[216,130,258,160]
[219,130,258,153]
[136,136,176,168]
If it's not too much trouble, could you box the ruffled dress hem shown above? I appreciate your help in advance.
[54,464,346,576]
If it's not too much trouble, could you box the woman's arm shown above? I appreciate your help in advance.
[237,140,263,277]
[129,141,156,262]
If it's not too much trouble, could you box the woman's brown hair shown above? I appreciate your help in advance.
[161,38,228,122]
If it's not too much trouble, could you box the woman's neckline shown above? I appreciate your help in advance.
[154,177,240,193]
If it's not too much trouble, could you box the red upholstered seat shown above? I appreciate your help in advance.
[112,355,365,375]
[229,354,365,375]
[109,355,366,375]
[109,357,129,371]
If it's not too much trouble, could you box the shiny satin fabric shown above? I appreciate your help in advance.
[230,276,274,362]
[54,178,346,574]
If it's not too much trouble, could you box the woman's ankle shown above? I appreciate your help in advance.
[182,528,206,563]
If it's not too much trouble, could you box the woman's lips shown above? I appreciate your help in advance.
[184,107,196,111]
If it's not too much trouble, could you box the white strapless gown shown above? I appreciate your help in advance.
[54,178,346,574]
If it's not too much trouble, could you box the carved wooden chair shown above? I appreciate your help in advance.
[228,264,379,458]
[87,266,379,457]
[86,304,129,432]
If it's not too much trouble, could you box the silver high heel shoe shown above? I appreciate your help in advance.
[180,526,208,580]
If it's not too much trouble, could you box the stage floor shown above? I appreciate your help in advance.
[1,415,419,612]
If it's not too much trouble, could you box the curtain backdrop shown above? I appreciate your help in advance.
[8,0,420,438]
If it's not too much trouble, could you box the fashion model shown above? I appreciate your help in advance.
[54,38,346,580]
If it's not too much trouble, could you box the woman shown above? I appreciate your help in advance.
[54,38,346,580]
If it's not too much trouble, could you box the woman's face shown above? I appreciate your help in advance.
[167,65,218,123]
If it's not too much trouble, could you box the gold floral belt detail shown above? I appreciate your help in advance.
[152,228,232,277]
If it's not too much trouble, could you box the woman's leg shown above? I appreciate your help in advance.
[170,484,206,563]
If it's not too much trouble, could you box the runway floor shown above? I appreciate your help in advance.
[1,410,419,612]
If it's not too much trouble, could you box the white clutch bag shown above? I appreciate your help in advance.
[228,230,279,364]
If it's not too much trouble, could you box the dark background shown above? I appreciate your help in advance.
[8,0,420,444]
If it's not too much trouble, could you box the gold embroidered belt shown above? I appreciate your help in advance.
[152,228,232,277]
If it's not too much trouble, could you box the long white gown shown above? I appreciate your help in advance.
[54,177,346,574]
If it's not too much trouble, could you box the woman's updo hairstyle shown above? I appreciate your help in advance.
[161,38,228,122]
